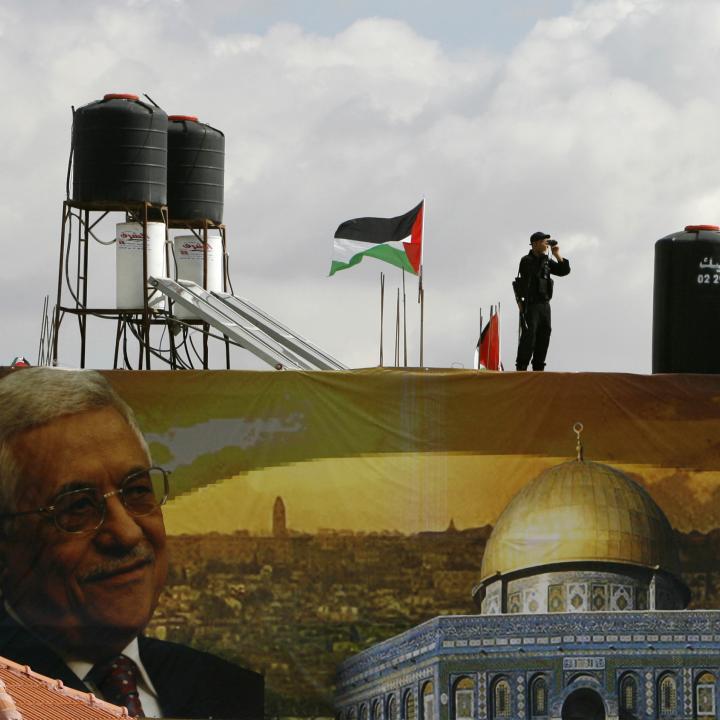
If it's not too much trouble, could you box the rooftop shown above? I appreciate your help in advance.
[0,656,130,720]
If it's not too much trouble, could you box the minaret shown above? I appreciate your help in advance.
[273,496,287,537]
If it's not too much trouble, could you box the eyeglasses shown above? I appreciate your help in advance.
[0,466,170,534]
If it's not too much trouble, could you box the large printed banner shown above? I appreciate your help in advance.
[104,369,720,715]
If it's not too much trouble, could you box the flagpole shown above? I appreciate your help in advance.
[491,304,495,369]
[477,306,483,371]
[379,272,385,367]
[419,279,424,366]
[497,301,502,371]
[395,288,401,367]
[402,269,407,367]
[488,305,497,372]
[418,196,426,367]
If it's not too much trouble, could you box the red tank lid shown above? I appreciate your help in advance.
[685,224,719,232]
[103,93,139,101]
[168,115,199,123]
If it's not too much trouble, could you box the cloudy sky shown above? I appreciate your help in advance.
[1,0,718,372]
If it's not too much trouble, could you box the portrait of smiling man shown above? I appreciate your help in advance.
[0,367,263,719]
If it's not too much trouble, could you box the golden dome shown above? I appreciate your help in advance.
[480,460,681,582]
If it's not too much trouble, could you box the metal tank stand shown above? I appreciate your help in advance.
[52,200,168,369]
[166,218,231,369]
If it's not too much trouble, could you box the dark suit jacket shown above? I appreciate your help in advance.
[0,610,264,719]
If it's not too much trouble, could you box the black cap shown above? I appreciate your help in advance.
[530,231,551,244]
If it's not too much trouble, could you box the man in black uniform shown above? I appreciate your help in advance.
[513,231,570,371]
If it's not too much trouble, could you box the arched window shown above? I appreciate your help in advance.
[348,708,357,720]
[373,700,383,720]
[387,696,398,720]
[454,677,475,720]
[658,674,677,717]
[422,682,435,720]
[492,678,512,718]
[619,674,637,718]
[696,672,717,718]
[405,691,417,720]
[360,704,369,720]
[531,676,548,717]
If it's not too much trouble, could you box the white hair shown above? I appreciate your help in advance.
[0,368,149,518]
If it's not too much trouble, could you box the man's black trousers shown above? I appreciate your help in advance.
[516,301,551,370]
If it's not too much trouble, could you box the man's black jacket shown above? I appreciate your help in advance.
[515,251,570,303]
[0,609,264,720]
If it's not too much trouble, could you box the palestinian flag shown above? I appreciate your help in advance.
[330,201,423,276]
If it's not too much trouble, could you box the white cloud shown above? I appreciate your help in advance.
[0,0,719,373]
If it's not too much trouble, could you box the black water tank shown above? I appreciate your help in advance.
[72,93,168,207]
[653,224,720,373]
[167,115,225,224]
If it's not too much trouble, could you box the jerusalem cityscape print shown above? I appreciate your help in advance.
[105,370,720,718]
